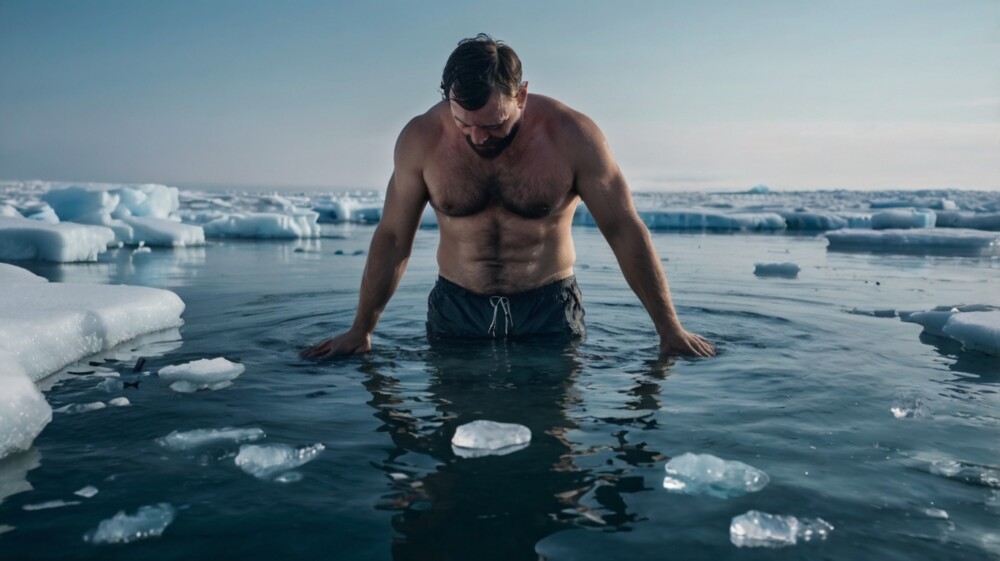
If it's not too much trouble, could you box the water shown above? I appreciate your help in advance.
[2,226,998,560]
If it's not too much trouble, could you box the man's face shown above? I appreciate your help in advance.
[449,89,526,159]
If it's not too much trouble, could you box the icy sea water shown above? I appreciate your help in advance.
[2,226,998,561]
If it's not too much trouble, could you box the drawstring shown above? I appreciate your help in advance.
[487,296,514,338]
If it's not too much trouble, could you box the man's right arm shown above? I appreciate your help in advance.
[300,118,431,359]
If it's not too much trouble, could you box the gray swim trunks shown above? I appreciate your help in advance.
[426,276,586,340]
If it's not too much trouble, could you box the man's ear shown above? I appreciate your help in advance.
[517,82,528,108]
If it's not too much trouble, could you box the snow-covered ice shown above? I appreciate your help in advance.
[730,510,834,548]
[753,262,800,278]
[0,217,115,262]
[84,503,176,544]
[0,360,51,460]
[662,453,769,498]
[942,311,1000,357]
[158,358,244,392]
[200,211,320,239]
[157,427,265,451]
[234,443,325,480]
[0,264,186,382]
[451,420,532,458]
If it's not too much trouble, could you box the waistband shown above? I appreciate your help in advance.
[435,275,578,300]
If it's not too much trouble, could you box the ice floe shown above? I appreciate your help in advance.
[662,453,769,498]
[825,228,1000,256]
[157,427,265,451]
[158,358,245,392]
[74,486,99,498]
[901,306,1000,356]
[730,510,834,548]
[753,262,800,278]
[451,420,532,458]
[234,443,325,480]
[84,503,176,544]
[0,216,115,262]
[871,209,936,229]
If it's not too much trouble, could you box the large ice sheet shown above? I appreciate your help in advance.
[0,264,186,382]
[662,453,769,498]
[942,311,1000,357]
[825,228,1000,256]
[730,510,834,548]
[936,211,1000,231]
[778,211,848,231]
[0,359,52,460]
[0,217,115,262]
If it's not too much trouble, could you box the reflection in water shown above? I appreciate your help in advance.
[917,333,1000,380]
[362,339,666,561]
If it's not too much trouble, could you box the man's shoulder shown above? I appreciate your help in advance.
[531,95,604,149]
[395,101,448,158]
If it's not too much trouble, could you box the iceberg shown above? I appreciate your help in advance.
[0,263,185,383]
[662,453,769,498]
[83,503,176,544]
[158,358,245,392]
[157,427,265,451]
[825,228,1000,256]
[730,510,834,548]
[753,262,800,278]
[0,216,115,262]
[234,443,325,480]
[451,420,532,458]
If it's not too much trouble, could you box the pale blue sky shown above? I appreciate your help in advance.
[1,0,998,191]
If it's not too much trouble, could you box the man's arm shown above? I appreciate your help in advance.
[570,114,715,357]
[300,119,430,359]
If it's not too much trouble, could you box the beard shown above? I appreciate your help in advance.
[465,121,521,159]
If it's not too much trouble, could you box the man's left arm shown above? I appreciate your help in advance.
[570,114,715,357]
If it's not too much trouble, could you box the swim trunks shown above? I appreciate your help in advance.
[426,275,586,340]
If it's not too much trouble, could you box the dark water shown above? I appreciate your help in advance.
[1,227,998,560]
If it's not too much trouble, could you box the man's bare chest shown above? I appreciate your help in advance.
[424,151,574,219]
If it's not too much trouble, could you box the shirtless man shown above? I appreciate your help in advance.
[301,34,715,359]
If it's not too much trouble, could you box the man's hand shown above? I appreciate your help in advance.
[300,329,372,360]
[659,329,716,358]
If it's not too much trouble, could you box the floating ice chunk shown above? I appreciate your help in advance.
[312,198,382,223]
[274,472,303,483]
[662,453,769,498]
[234,443,325,480]
[0,270,185,383]
[112,184,179,218]
[157,427,265,451]
[902,309,958,337]
[730,510,834,548]
[779,211,847,231]
[825,228,1000,256]
[637,210,786,231]
[0,216,115,262]
[942,311,1000,357]
[54,402,107,414]
[75,486,99,498]
[158,358,245,392]
[84,503,176,544]
[108,397,130,407]
[871,209,936,229]
[754,262,800,278]
[120,216,205,247]
[25,205,59,223]
[0,360,51,460]
[41,186,120,223]
[924,508,949,519]
[935,211,1000,231]
[451,420,532,458]
[201,211,320,239]
[24,500,81,511]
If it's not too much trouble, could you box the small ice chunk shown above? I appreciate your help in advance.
[54,402,107,414]
[451,420,531,458]
[924,508,949,519]
[97,378,122,393]
[83,503,176,544]
[753,262,800,278]
[730,510,834,548]
[158,358,245,392]
[234,443,324,480]
[663,453,769,498]
[157,427,265,451]
[274,472,303,483]
[74,486,99,498]
[23,499,81,511]
[108,397,130,407]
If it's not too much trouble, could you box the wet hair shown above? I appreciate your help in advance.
[440,34,522,111]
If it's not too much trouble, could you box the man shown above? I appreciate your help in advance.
[301,34,715,359]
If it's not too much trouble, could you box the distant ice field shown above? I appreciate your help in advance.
[0,205,996,560]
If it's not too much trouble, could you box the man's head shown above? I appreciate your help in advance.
[441,34,527,158]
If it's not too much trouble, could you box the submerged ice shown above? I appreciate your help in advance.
[730,510,834,548]
[662,453,769,498]
[451,420,532,458]
[234,443,325,480]
[84,503,176,544]
[157,427,265,451]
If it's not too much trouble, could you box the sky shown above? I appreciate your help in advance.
[1,0,998,192]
